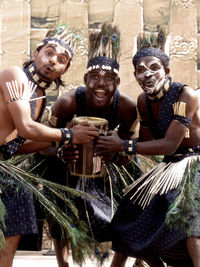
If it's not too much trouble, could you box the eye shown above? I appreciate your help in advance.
[58,57,66,64]
[45,49,54,57]
[46,51,53,56]
[90,74,99,80]
[105,76,113,82]
[150,64,161,71]
[137,67,145,74]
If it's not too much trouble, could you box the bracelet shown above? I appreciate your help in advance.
[124,140,137,154]
[59,128,73,147]
[56,147,67,164]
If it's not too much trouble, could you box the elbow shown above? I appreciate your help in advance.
[164,144,178,156]
[17,129,31,139]
[17,124,34,140]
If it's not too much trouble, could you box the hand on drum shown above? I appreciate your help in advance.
[62,144,79,163]
[95,131,124,154]
[71,120,99,144]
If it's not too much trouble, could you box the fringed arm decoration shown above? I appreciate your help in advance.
[173,101,192,138]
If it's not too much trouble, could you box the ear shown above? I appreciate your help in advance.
[84,73,88,85]
[116,76,120,86]
[33,50,38,60]
[134,71,137,81]
[165,67,170,75]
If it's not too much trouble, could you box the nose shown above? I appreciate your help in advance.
[145,70,152,78]
[49,55,57,65]
[99,77,106,87]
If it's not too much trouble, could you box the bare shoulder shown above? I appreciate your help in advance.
[52,89,77,116]
[196,88,200,97]
[119,90,137,110]
[179,85,199,103]
[0,66,27,84]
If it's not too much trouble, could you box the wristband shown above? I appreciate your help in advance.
[59,128,73,147]
[124,140,137,154]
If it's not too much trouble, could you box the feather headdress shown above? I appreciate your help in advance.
[133,28,169,68]
[136,28,166,51]
[36,24,83,66]
[86,23,120,74]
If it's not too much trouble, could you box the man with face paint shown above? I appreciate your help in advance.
[96,40,200,266]
[0,28,99,267]
[43,23,138,267]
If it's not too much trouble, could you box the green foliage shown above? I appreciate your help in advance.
[166,159,200,235]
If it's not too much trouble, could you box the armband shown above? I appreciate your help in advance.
[173,115,192,128]
[124,140,137,154]
[59,128,73,147]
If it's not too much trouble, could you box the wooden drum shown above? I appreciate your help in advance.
[70,116,108,178]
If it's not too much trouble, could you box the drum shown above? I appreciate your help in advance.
[70,116,108,178]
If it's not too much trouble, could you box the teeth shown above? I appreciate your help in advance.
[95,89,105,93]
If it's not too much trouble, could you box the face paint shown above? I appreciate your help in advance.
[89,81,95,88]
[41,55,49,64]
[136,57,167,95]
[108,84,114,92]
[99,69,106,76]
[54,65,63,73]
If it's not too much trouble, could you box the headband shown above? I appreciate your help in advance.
[132,47,169,68]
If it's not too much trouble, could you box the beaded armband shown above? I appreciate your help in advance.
[173,115,192,128]
[59,128,73,147]
[124,140,137,154]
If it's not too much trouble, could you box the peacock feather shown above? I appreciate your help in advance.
[88,23,120,61]
[137,28,167,51]
[0,156,94,265]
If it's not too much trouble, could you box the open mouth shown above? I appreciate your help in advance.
[94,89,107,99]
[144,80,155,87]
[44,65,54,73]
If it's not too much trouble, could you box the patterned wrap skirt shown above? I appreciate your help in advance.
[111,154,200,266]
[0,168,38,237]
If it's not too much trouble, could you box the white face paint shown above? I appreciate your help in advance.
[99,69,106,76]
[136,57,167,95]
[54,64,63,73]
[108,84,114,92]
[89,81,95,88]
[41,55,49,64]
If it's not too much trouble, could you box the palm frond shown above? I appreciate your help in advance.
[0,158,94,265]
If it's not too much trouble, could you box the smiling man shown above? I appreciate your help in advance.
[45,23,138,267]
[96,35,200,266]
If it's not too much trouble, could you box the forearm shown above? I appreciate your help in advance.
[18,140,52,154]
[18,120,63,142]
[128,139,179,156]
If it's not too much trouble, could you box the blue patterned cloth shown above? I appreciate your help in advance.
[0,170,38,237]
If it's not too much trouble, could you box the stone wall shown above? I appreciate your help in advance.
[0,0,199,100]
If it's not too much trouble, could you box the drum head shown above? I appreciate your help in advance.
[73,116,108,126]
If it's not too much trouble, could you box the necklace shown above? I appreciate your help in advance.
[23,62,52,90]
[147,77,171,102]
